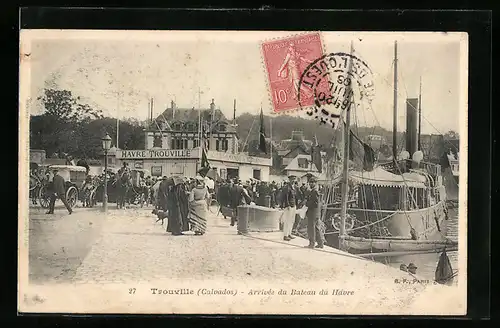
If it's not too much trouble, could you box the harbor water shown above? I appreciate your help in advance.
[384,205,459,284]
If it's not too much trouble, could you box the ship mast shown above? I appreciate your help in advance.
[339,41,354,251]
[392,41,398,161]
[418,76,422,150]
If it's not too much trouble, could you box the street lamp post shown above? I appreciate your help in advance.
[102,133,112,213]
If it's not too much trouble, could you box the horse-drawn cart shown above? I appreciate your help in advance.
[38,165,88,209]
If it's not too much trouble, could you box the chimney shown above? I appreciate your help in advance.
[148,98,151,124]
[151,98,154,122]
[406,98,418,157]
[233,99,236,124]
[171,100,175,119]
[210,98,215,111]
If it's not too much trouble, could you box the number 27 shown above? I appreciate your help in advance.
[129,288,136,294]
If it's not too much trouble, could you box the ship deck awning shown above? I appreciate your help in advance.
[349,167,426,188]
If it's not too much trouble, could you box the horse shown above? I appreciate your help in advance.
[116,170,132,209]
[29,174,40,205]
[29,163,42,205]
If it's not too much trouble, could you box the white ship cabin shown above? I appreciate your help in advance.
[349,167,433,211]
[324,160,446,212]
[447,151,459,177]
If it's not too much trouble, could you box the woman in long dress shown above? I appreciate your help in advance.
[165,177,190,235]
[189,177,210,235]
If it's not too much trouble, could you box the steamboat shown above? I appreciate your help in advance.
[310,41,458,257]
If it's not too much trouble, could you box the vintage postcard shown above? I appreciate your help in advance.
[19,30,468,315]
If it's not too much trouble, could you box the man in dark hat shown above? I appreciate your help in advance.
[118,161,130,176]
[46,168,73,215]
[156,176,170,212]
[280,175,298,241]
[229,178,251,226]
[304,176,323,248]
[257,181,271,207]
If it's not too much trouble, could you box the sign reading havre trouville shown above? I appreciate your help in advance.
[117,149,192,159]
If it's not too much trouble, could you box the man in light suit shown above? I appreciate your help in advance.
[280,175,297,241]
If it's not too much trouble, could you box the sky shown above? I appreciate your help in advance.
[22,30,467,135]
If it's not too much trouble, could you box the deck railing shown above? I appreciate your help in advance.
[379,159,441,177]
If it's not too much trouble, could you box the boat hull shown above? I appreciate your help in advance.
[322,201,450,252]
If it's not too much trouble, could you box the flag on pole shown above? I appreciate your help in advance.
[258,107,267,154]
[348,129,376,171]
[198,145,211,177]
[202,120,210,150]
[198,119,210,175]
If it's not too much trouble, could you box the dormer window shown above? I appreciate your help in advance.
[298,157,309,169]
[218,123,227,132]
[173,122,182,131]
[153,135,163,148]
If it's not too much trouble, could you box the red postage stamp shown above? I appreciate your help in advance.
[261,32,326,113]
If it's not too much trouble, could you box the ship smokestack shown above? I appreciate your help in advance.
[406,98,418,158]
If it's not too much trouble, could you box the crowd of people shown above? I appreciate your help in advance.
[31,160,326,248]
[152,174,325,248]
[215,175,326,249]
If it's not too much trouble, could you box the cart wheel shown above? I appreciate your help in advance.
[38,185,50,209]
[66,186,78,209]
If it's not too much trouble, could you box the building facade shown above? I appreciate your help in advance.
[102,99,271,181]
[144,99,239,154]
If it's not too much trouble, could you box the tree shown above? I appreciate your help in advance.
[31,88,105,157]
[37,88,103,123]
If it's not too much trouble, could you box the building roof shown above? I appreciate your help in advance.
[273,131,314,154]
[151,106,236,133]
[282,144,310,158]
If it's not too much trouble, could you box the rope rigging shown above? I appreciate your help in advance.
[240,116,257,152]
[379,61,460,153]
[320,45,457,245]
